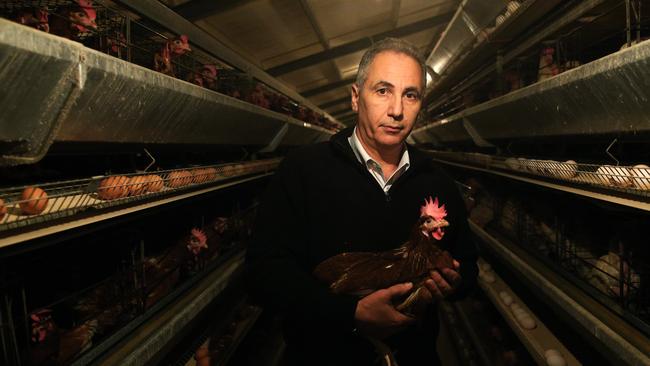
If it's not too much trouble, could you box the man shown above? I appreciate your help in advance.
[247,37,478,366]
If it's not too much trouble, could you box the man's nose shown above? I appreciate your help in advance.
[387,94,404,121]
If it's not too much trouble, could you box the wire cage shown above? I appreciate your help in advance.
[432,151,650,200]
[421,0,648,128]
[461,178,650,333]
[0,159,280,234]
[0,0,341,132]
[0,201,259,365]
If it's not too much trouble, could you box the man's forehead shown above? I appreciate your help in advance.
[366,51,423,88]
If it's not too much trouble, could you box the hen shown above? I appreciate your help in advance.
[153,35,191,77]
[313,196,454,317]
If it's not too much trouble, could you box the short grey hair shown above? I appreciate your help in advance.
[355,37,427,90]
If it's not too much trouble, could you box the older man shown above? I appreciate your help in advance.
[247,37,478,366]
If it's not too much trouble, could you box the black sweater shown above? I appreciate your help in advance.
[246,127,478,365]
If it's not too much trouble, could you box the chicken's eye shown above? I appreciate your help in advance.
[426,218,432,224]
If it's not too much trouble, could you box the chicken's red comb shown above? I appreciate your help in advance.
[191,228,207,245]
[420,196,447,220]
[76,0,96,20]
[179,35,189,43]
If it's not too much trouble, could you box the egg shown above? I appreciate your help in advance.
[20,187,49,215]
[596,165,633,187]
[128,175,149,196]
[516,314,536,329]
[191,168,206,184]
[506,1,520,16]
[221,165,234,177]
[97,176,129,200]
[167,170,193,188]
[146,175,164,192]
[505,158,520,170]
[556,160,578,179]
[204,167,218,181]
[545,349,567,366]
[0,198,6,220]
[631,164,650,190]
[499,291,513,305]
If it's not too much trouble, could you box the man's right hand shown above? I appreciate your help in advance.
[354,282,415,339]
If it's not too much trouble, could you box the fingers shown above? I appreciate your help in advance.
[426,271,455,299]
[453,259,460,269]
[385,282,413,298]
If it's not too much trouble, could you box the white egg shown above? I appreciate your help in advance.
[631,164,650,190]
[557,160,578,178]
[596,165,633,187]
[507,1,521,14]
[505,158,520,170]
[516,314,536,329]
[546,353,567,366]
[544,349,562,358]
[499,291,513,305]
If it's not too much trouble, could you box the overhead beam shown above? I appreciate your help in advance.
[267,12,453,76]
[172,0,253,21]
[319,96,350,110]
[302,77,355,97]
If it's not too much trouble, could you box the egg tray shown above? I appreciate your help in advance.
[431,151,650,198]
[0,159,280,233]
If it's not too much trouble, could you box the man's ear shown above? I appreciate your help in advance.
[351,84,360,112]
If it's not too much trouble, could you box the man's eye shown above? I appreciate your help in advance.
[377,88,388,95]
[405,92,420,100]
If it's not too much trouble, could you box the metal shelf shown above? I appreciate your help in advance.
[93,250,246,366]
[0,164,275,250]
[0,19,333,166]
[430,155,650,212]
[470,221,650,365]
[475,258,580,366]
[415,0,650,148]
[426,0,564,105]
[115,0,342,129]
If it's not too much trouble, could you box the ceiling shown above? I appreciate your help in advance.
[159,0,459,126]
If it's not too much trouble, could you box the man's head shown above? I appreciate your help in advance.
[352,37,426,154]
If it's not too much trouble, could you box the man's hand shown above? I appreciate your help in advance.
[424,259,462,300]
[354,282,415,339]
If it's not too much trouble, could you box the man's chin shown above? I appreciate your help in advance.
[376,136,407,149]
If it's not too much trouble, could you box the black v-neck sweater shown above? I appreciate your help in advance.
[246,127,478,364]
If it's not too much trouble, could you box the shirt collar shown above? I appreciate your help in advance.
[348,126,410,170]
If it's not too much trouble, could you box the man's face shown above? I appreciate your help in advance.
[352,51,423,150]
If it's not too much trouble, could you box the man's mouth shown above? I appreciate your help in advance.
[381,125,403,134]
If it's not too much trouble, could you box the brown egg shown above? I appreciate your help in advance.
[128,175,149,196]
[192,168,207,183]
[204,167,218,181]
[221,165,234,177]
[20,187,49,215]
[167,170,193,188]
[97,176,129,200]
[0,198,7,220]
[146,175,164,192]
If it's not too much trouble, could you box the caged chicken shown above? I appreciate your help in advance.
[313,196,455,317]
[153,34,191,77]
[49,0,98,40]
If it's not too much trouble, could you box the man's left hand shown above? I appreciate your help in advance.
[424,259,461,300]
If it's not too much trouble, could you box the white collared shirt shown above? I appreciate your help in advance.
[348,127,410,193]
